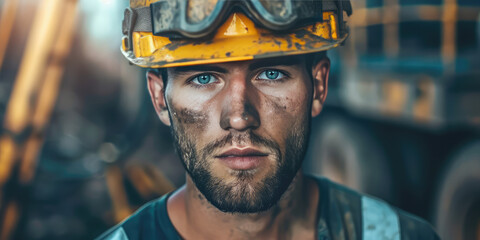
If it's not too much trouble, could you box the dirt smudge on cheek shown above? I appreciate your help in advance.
[264,96,295,117]
[171,108,209,128]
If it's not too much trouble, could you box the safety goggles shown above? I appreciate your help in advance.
[124,0,352,40]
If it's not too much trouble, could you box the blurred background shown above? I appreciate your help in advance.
[0,0,479,239]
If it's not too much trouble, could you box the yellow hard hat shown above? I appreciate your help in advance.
[122,0,352,68]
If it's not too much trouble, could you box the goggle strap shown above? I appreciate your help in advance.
[122,7,152,51]
[322,1,338,12]
[133,7,152,32]
[314,0,323,20]
[335,0,344,34]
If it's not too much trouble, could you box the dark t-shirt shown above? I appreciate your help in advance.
[96,177,439,240]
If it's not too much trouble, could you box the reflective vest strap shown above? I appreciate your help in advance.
[101,227,129,240]
[362,196,401,240]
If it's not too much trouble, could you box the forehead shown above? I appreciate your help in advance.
[167,55,308,77]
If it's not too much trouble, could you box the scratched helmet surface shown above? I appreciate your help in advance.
[122,0,353,68]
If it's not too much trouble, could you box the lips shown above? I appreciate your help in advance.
[216,148,269,170]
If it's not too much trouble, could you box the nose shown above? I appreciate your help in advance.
[219,79,260,131]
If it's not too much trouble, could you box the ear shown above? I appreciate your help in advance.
[311,57,330,117]
[147,70,171,126]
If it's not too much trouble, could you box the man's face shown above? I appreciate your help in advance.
[150,56,328,213]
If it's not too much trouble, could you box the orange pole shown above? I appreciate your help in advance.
[0,0,19,70]
[0,0,64,188]
[0,201,19,240]
[383,0,399,57]
[20,0,79,184]
[442,0,457,73]
[126,164,175,199]
[0,0,78,238]
[106,166,133,223]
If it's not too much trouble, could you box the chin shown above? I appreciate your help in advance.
[191,163,294,213]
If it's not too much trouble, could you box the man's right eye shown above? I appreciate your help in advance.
[191,74,217,85]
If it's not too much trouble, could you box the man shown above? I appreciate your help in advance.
[98,0,439,239]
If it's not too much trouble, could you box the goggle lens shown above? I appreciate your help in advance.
[144,0,351,38]
[258,0,292,18]
[187,0,219,24]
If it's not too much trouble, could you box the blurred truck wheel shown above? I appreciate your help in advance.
[434,140,480,240]
[308,114,393,201]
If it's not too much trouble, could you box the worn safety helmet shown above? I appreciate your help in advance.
[122,0,353,68]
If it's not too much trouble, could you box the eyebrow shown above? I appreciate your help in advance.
[171,65,228,76]
[169,56,303,76]
[248,56,302,71]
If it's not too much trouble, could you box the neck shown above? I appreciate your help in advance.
[167,171,319,240]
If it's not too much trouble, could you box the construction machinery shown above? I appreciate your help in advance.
[304,1,480,239]
[0,1,174,239]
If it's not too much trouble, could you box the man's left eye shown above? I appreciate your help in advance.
[257,70,284,80]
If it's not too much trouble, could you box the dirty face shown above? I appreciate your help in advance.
[154,55,326,213]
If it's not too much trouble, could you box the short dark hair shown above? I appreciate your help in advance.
[148,68,169,87]
[150,51,327,89]
[305,51,327,74]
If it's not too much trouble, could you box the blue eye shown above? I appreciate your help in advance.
[192,74,216,85]
[258,70,284,80]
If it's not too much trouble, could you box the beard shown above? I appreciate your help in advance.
[170,119,310,213]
